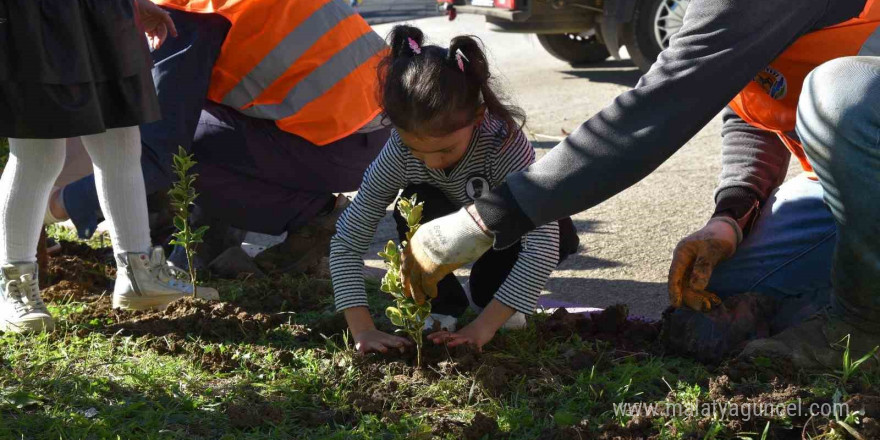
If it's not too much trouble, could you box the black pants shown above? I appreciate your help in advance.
[393,184,579,317]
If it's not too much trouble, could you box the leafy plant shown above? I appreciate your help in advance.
[168,146,209,297]
[838,334,879,386]
[378,195,430,368]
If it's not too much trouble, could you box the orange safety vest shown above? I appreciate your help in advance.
[729,0,880,179]
[153,0,387,146]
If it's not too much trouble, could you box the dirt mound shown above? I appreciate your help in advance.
[221,277,335,314]
[462,412,499,440]
[106,297,288,342]
[42,242,115,302]
[660,293,777,364]
[537,305,661,352]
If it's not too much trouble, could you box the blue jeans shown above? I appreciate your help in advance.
[62,10,230,238]
[709,56,880,331]
[707,175,836,332]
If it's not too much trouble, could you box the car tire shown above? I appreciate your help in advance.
[622,0,690,73]
[536,33,610,66]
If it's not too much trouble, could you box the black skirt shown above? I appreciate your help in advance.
[0,0,160,139]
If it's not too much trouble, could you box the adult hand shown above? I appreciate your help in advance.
[668,218,739,311]
[135,0,178,50]
[353,329,412,354]
[402,206,492,304]
[428,321,497,351]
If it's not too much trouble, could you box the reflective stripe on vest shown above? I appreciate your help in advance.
[220,0,355,111]
[151,0,385,146]
[234,31,386,121]
[859,25,880,55]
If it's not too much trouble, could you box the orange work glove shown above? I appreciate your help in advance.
[668,218,740,311]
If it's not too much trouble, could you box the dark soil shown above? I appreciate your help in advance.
[38,241,880,438]
[536,305,661,353]
[462,412,499,440]
[42,242,115,303]
[223,277,335,314]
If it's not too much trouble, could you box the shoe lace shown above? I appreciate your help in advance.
[146,254,194,294]
[5,275,44,313]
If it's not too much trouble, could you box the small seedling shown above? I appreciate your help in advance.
[838,334,879,386]
[168,146,209,297]
[378,195,430,368]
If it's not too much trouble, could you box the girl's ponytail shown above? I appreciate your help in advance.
[388,25,424,59]
[448,36,524,147]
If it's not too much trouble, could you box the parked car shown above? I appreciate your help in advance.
[437,0,690,73]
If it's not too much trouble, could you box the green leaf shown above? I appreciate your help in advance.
[386,307,405,327]
[173,216,186,232]
[407,204,423,228]
[383,241,398,257]
[380,281,392,294]
[752,356,773,368]
[3,390,44,409]
[417,307,431,321]
[553,410,577,427]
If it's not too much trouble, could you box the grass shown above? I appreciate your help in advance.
[0,230,876,439]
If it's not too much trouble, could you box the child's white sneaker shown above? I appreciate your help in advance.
[0,263,54,333]
[112,247,219,311]
[423,313,457,332]
[464,283,528,330]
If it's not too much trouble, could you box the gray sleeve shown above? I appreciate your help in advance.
[713,107,791,215]
[480,0,838,247]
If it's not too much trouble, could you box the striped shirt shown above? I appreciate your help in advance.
[330,115,560,315]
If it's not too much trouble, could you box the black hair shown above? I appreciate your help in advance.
[378,25,525,145]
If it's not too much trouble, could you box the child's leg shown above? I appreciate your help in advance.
[468,243,522,310]
[79,127,151,255]
[557,217,580,263]
[81,126,218,310]
[0,139,66,263]
[392,184,468,317]
[469,218,579,309]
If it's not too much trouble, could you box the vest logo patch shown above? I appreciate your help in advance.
[754,66,787,100]
[465,176,490,201]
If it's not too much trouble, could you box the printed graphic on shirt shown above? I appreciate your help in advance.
[754,66,787,100]
[465,175,490,200]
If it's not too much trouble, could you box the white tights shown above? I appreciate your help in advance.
[0,127,151,263]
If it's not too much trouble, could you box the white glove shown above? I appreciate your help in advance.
[403,207,493,303]
[415,207,492,265]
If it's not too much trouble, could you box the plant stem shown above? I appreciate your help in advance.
[415,330,423,369]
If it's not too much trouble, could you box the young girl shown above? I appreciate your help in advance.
[0,0,217,333]
[330,25,578,353]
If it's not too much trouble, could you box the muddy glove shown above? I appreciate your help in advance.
[668,218,740,312]
[402,207,492,304]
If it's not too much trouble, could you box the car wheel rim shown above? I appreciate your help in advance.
[653,0,690,50]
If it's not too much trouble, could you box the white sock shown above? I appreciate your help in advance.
[80,127,151,255]
[0,138,67,264]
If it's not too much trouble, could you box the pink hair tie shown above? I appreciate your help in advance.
[455,48,469,72]
[407,37,421,55]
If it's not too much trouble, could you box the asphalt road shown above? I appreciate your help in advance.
[359,0,443,25]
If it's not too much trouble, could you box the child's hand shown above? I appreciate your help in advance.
[135,0,178,50]
[354,329,412,354]
[428,321,497,351]
[428,299,517,351]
